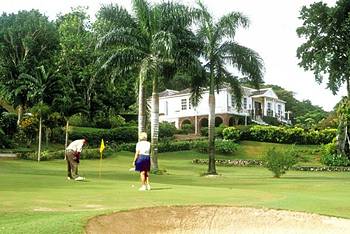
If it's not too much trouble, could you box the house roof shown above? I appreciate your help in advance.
[249,89,269,97]
[159,89,179,97]
[159,86,285,103]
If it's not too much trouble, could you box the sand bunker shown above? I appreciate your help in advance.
[85,206,350,234]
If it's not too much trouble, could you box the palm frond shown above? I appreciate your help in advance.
[96,4,136,29]
[101,47,145,71]
[222,71,242,110]
[96,27,147,50]
[196,0,214,41]
[220,41,264,87]
[153,2,194,31]
[190,66,207,107]
[151,31,175,58]
[132,0,152,37]
[217,12,249,39]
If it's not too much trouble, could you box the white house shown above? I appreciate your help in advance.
[157,86,291,134]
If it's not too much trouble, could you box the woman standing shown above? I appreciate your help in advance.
[133,132,151,191]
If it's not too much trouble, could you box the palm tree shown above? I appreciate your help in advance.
[53,95,87,159]
[18,66,62,161]
[196,1,264,174]
[96,0,195,171]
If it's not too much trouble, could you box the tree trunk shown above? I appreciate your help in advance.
[138,75,146,139]
[64,120,69,160]
[45,127,49,147]
[336,96,350,159]
[38,116,42,162]
[208,72,217,174]
[17,105,23,126]
[151,77,159,172]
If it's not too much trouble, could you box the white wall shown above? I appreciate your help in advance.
[158,87,287,127]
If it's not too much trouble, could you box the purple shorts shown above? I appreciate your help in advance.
[135,154,151,172]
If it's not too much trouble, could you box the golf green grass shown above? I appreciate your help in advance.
[0,150,349,234]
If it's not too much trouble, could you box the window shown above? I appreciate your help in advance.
[277,104,282,116]
[188,99,192,109]
[267,102,273,116]
[231,95,236,107]
[267,102,271,110]
[181,99,187,110]
[243,98,247,109]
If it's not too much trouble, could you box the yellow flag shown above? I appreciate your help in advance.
[99,139,105,153]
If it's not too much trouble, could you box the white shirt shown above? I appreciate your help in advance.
[136,141,151,155]
[66,139,85,152]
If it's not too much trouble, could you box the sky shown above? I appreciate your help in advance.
[1,0,345,111]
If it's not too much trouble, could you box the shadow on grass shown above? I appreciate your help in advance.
[150,187,172,191]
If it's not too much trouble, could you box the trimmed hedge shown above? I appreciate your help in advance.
[68,126,138,146]
[224,125,336,145]
[18,148,113,161]
[114,139,238,155]
[68,123,177,146]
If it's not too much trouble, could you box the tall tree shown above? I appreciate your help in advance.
[96,0,196,171]
[196,1,264,174]
[53,95,86,158]
[56,7,101,119]
[0,10,58,124]
[297,0,350,97]
[297,0,350,158]
[18,66,62,161]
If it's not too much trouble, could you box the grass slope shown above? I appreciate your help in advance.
[0,149,349,233]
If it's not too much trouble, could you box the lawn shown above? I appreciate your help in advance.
[233,141,322,165]
[0,149,349,234]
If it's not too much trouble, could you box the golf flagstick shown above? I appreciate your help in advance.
[99,139,105,178]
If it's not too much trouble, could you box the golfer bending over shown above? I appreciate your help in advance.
[133,132,151,191]
[66,139,87,181]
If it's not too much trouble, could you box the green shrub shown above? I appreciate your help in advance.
[114,141,192,153]
[109,115,126,128]
[69,114,92,127]
[262,116,281,126]
[93,113,111,129]
[0,128,12,148]
[113,139,238,155]
[0,112,18,136]
[248,125,336,145]
[179,123,194,134]
[19,115,38,143]
[215,140,238,154]
[200,126,226,138]
[263,147,299,178]
[158,122,177,139]
[192,140,208,153]
[19,148,112,161]
[192,140,238,154]
[235,125,252,140]
[69,126,138,146]
[215,124,227,138]
[222,127,241,142]
[320,141,350,166]
[50,127,65,143]
[113,143,136,152]
[158,141,191,152]
[200,127,208,136]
